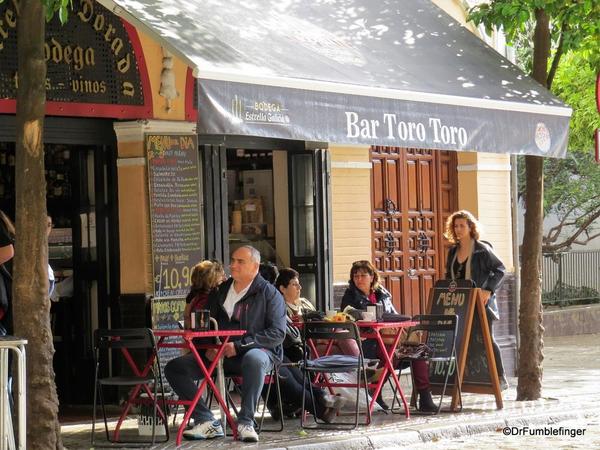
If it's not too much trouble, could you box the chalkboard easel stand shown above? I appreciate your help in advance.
[426,281,503,411]
[449,288,503,411]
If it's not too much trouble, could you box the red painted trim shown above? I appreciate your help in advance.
[185,68,198,122]
[0,99,151,118]
[122,20,154,118]
[0,100,16,114]
[0,19,153,119]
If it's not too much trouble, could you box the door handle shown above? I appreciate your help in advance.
[384,232,395,256]
[384,198,398,216]
[417,231,430,254]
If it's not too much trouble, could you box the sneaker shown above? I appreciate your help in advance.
[182,419,224,440]
[238,423,259,442]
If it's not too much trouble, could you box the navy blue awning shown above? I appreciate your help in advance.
[100,0,571,157]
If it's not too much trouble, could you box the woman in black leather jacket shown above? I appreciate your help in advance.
[444,210,508,389]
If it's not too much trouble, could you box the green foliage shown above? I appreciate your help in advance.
[44,0,72,24]
[0,0,71,23]
[469,1,600,251]
[469,1,600,65]
[545,51,600,225]
[553,52,600,154]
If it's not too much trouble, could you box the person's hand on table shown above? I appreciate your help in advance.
[223,342,237,358]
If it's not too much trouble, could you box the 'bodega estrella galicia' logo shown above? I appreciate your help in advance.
[230,94,290,126]
[534,122,551,153]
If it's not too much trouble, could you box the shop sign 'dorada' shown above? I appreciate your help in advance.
[0,0,144,106]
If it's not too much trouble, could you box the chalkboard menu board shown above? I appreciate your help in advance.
[428,279,493,386]
[151,297,186,387]
[147,134,202,298]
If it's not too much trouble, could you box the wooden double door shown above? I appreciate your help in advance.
[371,147,457,316]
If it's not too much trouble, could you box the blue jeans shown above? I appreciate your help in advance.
[165,348,274,426]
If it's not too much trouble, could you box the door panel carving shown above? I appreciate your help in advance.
[371,147,457,315]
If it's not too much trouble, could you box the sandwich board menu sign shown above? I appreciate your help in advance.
[427,279,503,410]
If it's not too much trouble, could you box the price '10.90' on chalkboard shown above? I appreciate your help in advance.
[154,264,195,298]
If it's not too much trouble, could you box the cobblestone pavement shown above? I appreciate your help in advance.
[62,334,600,449]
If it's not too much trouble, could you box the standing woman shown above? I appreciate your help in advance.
[0,209,15,335]
[444,210,508,389]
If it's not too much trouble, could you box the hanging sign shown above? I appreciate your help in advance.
[0,0,151,118]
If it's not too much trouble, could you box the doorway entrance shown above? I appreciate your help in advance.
[0,117,118,405]
[371,147,457,316]
[201,139,332,309]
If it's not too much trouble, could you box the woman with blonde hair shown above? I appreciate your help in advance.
[183,260,226,329]
[444,210,507,389]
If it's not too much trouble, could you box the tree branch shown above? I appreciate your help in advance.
[544,204,579,243]
[573,231,600,246]
[542,208,600,252]
[547,19,568,88]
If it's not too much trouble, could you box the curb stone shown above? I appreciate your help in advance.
[288,409,600,450]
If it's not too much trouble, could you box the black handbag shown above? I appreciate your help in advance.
[283,318,304,362]
[395,341,432,360]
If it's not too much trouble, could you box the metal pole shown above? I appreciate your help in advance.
[209,318,226,435]
[510,155,521,363]
[0,337,27,450]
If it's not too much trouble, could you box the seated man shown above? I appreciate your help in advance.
[165,245,286,443]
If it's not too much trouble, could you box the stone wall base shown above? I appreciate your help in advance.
[543,304,600,337]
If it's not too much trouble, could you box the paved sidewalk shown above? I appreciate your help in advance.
[62,334,600,449]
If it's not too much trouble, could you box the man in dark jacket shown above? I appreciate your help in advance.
[165,245,286,442]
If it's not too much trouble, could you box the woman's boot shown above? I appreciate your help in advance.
[418,389,438,412]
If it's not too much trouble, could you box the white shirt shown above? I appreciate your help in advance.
[223,281,251,319]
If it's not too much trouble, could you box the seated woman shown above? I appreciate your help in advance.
[183,260,226,329]
[258,268,345,421]
[276,268,359,358]
[341,260,437,412]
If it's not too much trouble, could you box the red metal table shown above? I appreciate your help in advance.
[153,329,246,445]
[302,320,417,421]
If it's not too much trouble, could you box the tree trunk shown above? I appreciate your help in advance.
[13,0,63,448]
[517,155,544,400]
[516,8,550,401]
